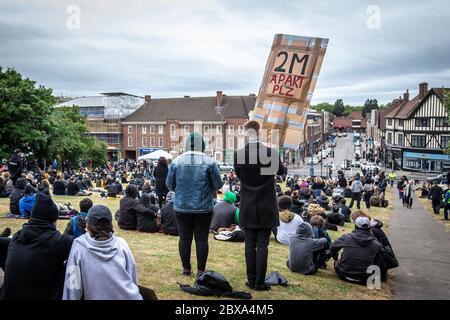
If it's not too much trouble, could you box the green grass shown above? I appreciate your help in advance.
[0,188,394,300]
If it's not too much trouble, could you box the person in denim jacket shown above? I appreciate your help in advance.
[166,132,223,276]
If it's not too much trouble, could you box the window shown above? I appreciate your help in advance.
[142,126,147,134]
[441,136,450,149]
[228,137,234,149]
[204,125,209,135]
[228,125,234,134]
[398,120,404,127]
[79,106,105,118]
[398,134,404,147]
[204,137,210,148]
[194,125,200,133]
[216,125,222,135]
[184,125,189,134]
[150,125,155,134]
[158,125,164,134]
[387,132,393,145]
[142,136,147,147]
[216,137,223,148]
[238,125,245,134]
[238,137,245,149]
[128,136,133,147]
[150,137,155,147]
[158,137,163,147]
[387,119,393,126]
[411,135,426,148]
[170,124,177,138]
[415,118,430,127]
[128,126,133,134]
[436,117,449,127]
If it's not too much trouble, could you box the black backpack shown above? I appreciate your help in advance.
[180,271,252,299]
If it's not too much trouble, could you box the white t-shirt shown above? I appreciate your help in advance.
[276,214,303,245]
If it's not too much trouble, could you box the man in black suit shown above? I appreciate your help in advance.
[234,120,284,291]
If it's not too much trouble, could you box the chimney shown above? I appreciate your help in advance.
[419,82,428,99]
[216,91,223,108]
[144,95,151,103]
[403,89,410,101]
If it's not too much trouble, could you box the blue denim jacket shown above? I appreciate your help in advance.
[166,151,224,214]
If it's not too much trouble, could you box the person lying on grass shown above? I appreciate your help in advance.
[63,205,142,300]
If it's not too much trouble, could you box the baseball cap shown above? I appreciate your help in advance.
[86,205,112,224]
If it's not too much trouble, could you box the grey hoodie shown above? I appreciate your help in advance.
[287,222,327,275]
[62,233,142,300]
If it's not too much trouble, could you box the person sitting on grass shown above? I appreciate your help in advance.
[310,215,332,269]
[19,184,36,219]
[330,216,385,285]
[62,205,142,300]
[138,192,159,233]
[1,193,73,300]
[326,205,345,227]
[338,199,351,223]
[118,184,156,232]
[9,177,27,216]
[53,175,66,195]
[210,191,239,232]
[158,191,178,236]
[275,195,303,245]
[63,198,93,238]
[105,177,118,198]
[287,222,328,275]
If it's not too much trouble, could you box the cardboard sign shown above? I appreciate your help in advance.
[251,34,329,149]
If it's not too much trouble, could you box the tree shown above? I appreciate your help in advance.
[48,106,106,167]
[334,99,345,117]
[312,102,334,113]
[0,67,54,160]
[362,99,379,118]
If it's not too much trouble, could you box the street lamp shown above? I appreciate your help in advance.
[309,125,315,177]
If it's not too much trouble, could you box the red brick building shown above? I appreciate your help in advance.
[121,92,256,162]
[332,111,367,132]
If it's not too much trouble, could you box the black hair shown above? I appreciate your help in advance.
[87,218,113,241]
[278,195,293,211]
[80,198,93,213]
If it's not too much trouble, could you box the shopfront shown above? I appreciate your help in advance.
[402,151,450,173]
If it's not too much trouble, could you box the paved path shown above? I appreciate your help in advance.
[388,188,450,299]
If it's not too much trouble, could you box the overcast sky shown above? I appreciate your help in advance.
[1,0,449,105]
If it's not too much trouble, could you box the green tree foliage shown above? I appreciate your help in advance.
[362,99,379,118]
[334,99,345,117]
[0,67,54,159]
[48,106,107,167]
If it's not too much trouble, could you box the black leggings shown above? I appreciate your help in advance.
[176,212,212,272]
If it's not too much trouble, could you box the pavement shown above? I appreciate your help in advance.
[388,188,450,299]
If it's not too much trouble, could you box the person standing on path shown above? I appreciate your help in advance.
[349,174,363,210]
[166,132,223,276]
[429,181,443,215]
[403,179,414,209]
[234,120,284,291]
[153,157,169,208]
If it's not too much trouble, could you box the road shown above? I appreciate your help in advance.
[289,134,360,178]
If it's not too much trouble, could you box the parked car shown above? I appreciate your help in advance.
[307,156,321,165]
[361,162,379,171]
[427,173,447,184]
[216,161,234,172]
[343,132,348,137]
[341,160,350,170]
[337,133,343,137]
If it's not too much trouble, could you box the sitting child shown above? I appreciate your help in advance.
[19,184,36,218]
[310,215,332,269]
[287,222,328,275]
[62,205,142,300]
[275,196,303,245]
[63,198,93,238]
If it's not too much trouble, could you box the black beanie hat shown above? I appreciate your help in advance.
[31,193,59,223]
